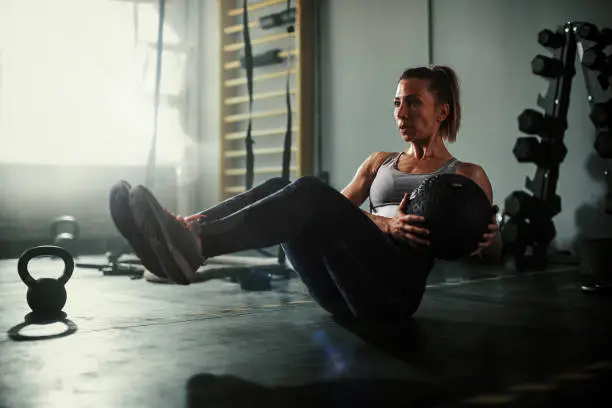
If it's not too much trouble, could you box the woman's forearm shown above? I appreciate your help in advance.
[362,210,390,234]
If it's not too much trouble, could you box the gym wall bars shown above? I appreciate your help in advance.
[217,0,316,200]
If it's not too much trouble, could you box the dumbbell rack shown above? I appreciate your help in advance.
[501,21,612,272]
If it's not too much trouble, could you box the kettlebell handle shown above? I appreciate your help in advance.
[17,246,75,287]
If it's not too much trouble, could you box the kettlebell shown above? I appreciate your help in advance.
[17,246,74,315]
[50,216,80,256]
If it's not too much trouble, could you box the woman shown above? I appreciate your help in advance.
[110,65,498,320]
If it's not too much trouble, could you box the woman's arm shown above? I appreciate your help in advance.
[456,162,501,259]
[341,152,394,233]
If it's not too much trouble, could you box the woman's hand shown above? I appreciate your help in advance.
[387,193,430,247]
[470,205,500,256]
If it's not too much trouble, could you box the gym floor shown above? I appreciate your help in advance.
[1,255,611,408]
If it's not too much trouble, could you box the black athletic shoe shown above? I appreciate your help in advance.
[109,180,166,279]
[129,184,206,285]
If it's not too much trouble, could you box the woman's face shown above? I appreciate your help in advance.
[394,78,445,143]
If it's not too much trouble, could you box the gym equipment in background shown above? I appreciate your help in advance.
[605,169,612,216]
[240,0,294,274]
[207,0,304,289]
[581,169,612,294]
[404,174,494,260]
[580,237,612,294]
[10,246,79,341]
[17,246,74,316]
[75,246,145,277]
[50,215,80,257]
[49,213,144,277]
[501,21,612,272]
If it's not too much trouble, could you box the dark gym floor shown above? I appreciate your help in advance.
[1,254,611,408]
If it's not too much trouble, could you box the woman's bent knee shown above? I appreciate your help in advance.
[264,177,291,190]
[293,175,329,189]
[292,176,344,202]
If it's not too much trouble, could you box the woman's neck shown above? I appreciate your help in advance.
[404,135,451,161]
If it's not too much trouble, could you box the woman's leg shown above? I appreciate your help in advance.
[196,175,397,316]
[197,177,290,221]
[196,176,434,318]
[280,237,352,316]
[194,176,380,258]
[285,231,432,320]
[130,174,433,318]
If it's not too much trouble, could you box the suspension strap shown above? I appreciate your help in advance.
[242,0,255,190]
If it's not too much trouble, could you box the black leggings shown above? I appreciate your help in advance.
[197,176,434,320]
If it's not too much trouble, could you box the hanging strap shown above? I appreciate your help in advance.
[241,0,273,260]
[281,0,293,181]
[242,0,255,190]
[145,0,166,189]
[275,0,294,266]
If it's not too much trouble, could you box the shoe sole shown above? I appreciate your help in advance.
[109,180,167,279]
[130,186,197,285]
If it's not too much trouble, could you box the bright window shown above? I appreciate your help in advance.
[0,0,190,166]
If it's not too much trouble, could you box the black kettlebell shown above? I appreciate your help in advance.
[18,246,74,315]
[50,216,80,256]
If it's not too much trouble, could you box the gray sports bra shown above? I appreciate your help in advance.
[369,152,459,218]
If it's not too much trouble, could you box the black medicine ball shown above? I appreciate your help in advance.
[403,173,494,260]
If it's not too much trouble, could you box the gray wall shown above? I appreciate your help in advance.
[319,0,430,191]
[318,0,612,252]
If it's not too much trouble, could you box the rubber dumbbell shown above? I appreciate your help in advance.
[538,28,565,49]
[512,137,567,166]
[50,216,80,256]
[590,100,612,128]
[531,55,564,78]
[595,130,612,159]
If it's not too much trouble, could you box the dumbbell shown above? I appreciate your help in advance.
[221,266,273,291]
[512,137,568,167]
[501,216,556,246]
[605,170,612,216]
[576,23,612,46]
[531,55,564,78]
[582,49,612,72]
[50,216,80,256]
[595,130,612,159]
[238,268,272,291]
[590,100,612,129]
[517,109,563,138]
[538,28,565,49]
[504,191,561,220]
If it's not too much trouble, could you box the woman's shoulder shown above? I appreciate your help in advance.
[358,151,399,179]
[369,151,400,165]
[454,160,485,177]
[455,160,493,202]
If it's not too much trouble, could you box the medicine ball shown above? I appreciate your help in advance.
[403,173,494,260]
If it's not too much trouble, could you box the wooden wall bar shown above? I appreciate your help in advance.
[217,0,314,199]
